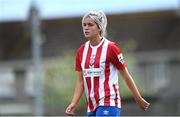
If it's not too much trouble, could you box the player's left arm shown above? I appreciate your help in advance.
[119,67,150,111]
[109,42,150,110]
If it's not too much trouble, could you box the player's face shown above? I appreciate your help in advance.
[82,17,101,39]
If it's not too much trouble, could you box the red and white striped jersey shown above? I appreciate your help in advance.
[75,38,126,113]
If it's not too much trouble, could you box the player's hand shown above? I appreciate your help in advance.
[65,103,76,116]
[136,97,150,111]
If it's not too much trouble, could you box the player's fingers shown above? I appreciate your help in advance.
[65,107,71,113]
[66,110,75,116]
[65,107,75,116]
[143,102,150,111]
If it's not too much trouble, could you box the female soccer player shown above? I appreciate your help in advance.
[65,10,150,116]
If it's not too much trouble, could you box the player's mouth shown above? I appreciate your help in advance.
[85,31,90,35]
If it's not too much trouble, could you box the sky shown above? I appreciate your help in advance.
[0,0,179,22]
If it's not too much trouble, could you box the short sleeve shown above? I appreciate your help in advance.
[109,42,126,70]
[75,45,84,72]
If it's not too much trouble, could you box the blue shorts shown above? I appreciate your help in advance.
[87,106,121,116]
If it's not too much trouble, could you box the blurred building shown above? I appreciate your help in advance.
[0,9,180,115]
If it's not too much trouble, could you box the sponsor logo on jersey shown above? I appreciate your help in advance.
[83,68,104,77]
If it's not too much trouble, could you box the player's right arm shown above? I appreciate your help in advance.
[65,72,84,116]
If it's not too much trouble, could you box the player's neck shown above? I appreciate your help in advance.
[89,36,102,46]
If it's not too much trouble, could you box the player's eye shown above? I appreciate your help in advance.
[83,23,86,27]
[88,23,94,26]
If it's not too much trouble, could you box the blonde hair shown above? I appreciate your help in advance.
[82,10,107,37]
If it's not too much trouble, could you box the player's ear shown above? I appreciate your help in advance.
[98,29,101,35]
